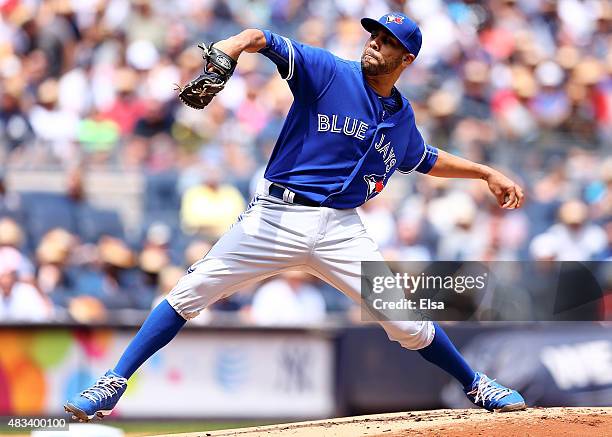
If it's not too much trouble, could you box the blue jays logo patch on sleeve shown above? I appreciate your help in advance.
[364,174,385,200]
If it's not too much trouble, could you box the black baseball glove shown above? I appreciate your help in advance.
[175,43,237,110]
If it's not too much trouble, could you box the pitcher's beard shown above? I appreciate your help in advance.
[361,53,402,76]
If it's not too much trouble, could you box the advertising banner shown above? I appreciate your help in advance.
[0,328,335,418]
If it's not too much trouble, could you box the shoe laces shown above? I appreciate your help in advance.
[80,375,127,402]
[467,375,512,404]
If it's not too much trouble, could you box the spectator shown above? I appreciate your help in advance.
[125,0,167,50]
[389,216,433,261]
[0,218,33,281]
[133,99,174,139]
[529,233,559,262]
[180,168,246,239]
[68,236,144,310]
[437,198,488,261]
[28,78,79,162]
[100,68,147,135]
[67,296,107,324]
[531,61,570,129]
[0,77,34,154]
[96,236,152,309]
[537,200,607,261]
[65,167,86,204]
[139,245,171,294]
[0,247,53,321]
[35,228,76,306]
[250,272,326,326]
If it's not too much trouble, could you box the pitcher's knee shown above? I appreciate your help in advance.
[382,320,435,350]
[166,292,201,320]
[165,271,221,320]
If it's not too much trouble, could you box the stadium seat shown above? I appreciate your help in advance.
[144,171,180,212]
[21,192,78,247]
[77,206,125,243]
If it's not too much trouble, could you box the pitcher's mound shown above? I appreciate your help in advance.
[155,407,611,437]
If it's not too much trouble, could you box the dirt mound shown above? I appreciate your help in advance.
[154,407,611,437]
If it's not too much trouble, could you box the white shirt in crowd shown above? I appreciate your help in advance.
[250,278,326,326]
[0,282,52,322]
[544,223,607,261]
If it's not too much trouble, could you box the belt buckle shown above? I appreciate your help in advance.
[269,183,295,204]
[282,188,295,204]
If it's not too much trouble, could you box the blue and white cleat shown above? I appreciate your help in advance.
[64,370,128,422]
[464,372,526,412]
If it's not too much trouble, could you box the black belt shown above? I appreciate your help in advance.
[268,183,319,207]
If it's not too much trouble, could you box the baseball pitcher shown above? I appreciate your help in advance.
[65,13,526,420]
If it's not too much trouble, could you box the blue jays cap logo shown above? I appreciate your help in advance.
[361,13,422,56]
[385,14,405,25]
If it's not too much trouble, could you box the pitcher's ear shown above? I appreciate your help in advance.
[403,53,416,65]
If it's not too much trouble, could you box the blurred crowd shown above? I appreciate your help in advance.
[0,0,610,324]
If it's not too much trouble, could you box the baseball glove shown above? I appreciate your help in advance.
[175,43,237,110]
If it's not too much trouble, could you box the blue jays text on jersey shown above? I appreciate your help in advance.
[258,30,439,209]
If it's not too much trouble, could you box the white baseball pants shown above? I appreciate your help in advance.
[167,181,434,350]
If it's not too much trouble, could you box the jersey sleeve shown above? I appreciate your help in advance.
[397,113,439,174]
[258,30,337,102]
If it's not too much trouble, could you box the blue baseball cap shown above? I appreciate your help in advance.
[361,12,422,57]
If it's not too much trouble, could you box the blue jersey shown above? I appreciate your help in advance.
[258,31,439,209]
